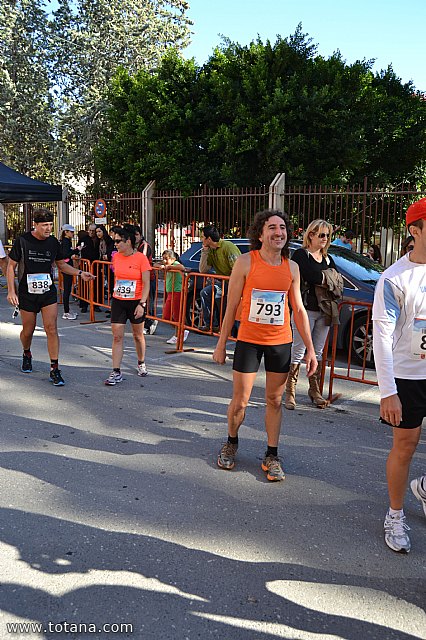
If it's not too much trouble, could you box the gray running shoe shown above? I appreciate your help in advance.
[261,454,285,482]
[410,476,426,518]
[384,512,411,553]
[104,371,123,386]
[217,442,238,470]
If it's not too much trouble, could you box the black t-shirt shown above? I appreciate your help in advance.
[9,232,64,294]
[291,248,337,312]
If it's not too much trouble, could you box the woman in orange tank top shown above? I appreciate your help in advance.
[212,210,317,483]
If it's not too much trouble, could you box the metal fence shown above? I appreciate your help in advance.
[153,185,270,258]
[3,201,57,244]
[4,180,426,263]
[283,179,426,265]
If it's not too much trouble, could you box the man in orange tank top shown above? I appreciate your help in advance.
[213,210,317,481]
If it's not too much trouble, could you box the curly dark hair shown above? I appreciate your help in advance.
[247,210,292,258]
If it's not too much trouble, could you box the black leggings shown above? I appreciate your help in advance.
[63,273,73,313]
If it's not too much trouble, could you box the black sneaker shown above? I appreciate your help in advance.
[21,354,32,373]
[50,369,65,386]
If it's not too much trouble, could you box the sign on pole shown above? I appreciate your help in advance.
[94,198,107,225]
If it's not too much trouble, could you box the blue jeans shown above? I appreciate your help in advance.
[200,283,222,326]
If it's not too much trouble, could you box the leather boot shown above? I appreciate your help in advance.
[308,361,328,408]
[285,363,300,410]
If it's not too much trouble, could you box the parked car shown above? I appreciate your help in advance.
[179,239,383,367]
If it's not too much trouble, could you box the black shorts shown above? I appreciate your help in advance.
[233,340,291,374]
[18,287,57,313]
[111,298,146,325]
[380,378,426,429]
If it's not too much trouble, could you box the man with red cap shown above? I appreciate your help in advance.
[372,197,426,553]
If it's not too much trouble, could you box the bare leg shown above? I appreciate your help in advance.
[131,322,146,362]
[387,426,421,509]
[227,371,257,436]
[19,310,37,351]
[264,372,288,447]
[111,323,125,369]
[40,304,60,360]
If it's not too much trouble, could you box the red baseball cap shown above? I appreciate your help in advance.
[406,197,426,226]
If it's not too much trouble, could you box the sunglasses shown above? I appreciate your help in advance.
[316,232,330,239]
[114,239,123,245]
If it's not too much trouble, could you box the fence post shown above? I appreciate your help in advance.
[360,176,368,252]
[268,173,286,211]
[142,180,156,251]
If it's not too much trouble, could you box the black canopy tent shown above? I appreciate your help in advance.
[0,161,62,203]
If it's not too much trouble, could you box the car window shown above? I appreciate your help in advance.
[329,248,383,284]
[190,249,202,263]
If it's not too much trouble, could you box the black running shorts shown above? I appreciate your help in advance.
[19,287,58,313]
[232,340,291,374]
[111,298,146,325]
[380,378,426,429]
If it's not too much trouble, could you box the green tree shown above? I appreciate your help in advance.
[49,0,192,185]
[96,26,426,190]
[0,0,55,180]
[96,50,205,191]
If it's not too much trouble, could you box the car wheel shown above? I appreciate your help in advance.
[351,314,375,369]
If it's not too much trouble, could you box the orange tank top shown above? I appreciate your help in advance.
[237,250,293,346]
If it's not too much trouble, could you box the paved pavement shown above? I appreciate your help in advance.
[0,291,425,640]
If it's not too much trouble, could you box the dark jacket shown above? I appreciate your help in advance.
[81,236,98,263]
[60,236,75,262]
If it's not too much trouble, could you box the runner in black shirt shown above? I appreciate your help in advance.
[7,208,95,385]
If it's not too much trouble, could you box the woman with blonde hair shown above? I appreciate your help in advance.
[285,219,339,409]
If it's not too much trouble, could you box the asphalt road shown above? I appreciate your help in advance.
[0,292,425,640]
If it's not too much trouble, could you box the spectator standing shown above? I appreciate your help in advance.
[135,225,158,335]
[285,219,342,410]
[79,223,98,313]
[94,225,113,309]
[372,197,426,553]
[60,224,79,320]
[199,225,241,331]
[161,249,189,345]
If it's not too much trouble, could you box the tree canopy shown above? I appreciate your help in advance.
[96,27,426,191]
[0,0,192,184]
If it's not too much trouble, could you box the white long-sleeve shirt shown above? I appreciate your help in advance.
[372,254,426,399]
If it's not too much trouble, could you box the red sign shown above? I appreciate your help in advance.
[95,199,107,218]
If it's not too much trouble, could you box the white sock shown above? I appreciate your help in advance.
[388,508,404,518]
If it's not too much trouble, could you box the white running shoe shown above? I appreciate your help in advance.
[166,335,178,344]
[183,330,189,342]
[148,320,158,335]
[410,476,426,518]
[384,511,411,553]
[137,362,148,377]
[62,312,77,320]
